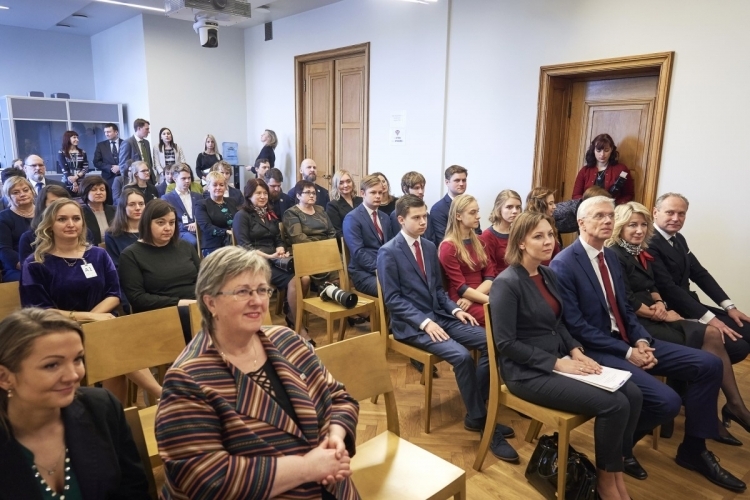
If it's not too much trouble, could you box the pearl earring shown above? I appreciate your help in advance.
[7,389,12,398]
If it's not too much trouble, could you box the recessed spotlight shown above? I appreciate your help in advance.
[94,0,165,12]
[56,23,72,28]
[256,5,270,12]
[72,13,89,19]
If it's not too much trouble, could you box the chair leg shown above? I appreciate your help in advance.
[473,399,497,470]
[337,316,348,342]
[370,395,379,404]
[327,319,334,345]
[423,360,434,434]
[525,420,543,443]
[557,429,570,500]
[454,479,466,500]
[652,425,660,450]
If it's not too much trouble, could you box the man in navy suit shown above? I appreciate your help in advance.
[550,196,744,492]
[390,171,434,242]
[93,123,123,187]
[23,155,65,196]
[162,164,201,247]
[265,168,294,218]
[300,158,330,208]
[430,165,480,245]
[119,118,155,183]
[377,195,518,462]
[343,175,393,296]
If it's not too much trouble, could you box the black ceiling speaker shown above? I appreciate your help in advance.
[265,21,273,41]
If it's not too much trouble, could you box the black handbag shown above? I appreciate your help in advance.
[525,432,597,500]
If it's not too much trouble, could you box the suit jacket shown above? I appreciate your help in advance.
[389,208,434,244]
[119,136,155,183]
[314,185,330,208]
[162,190,203,235]
[234,208,284,254]
[377,232,459,340]
[571,163,635,205]
[429,194,479,245]
[326,196,362,240]
[490,265,582,382]
[343,204,393,287]
[609,244,660,313]
[0,387,150,500]
[82,204,116,245]
[648,230,730,319]
[151,144,186,176]
[549,239,652,358]
[156,327,360,500]
[94,138,124,182]
[270,191,295,221]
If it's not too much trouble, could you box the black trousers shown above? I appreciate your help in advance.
[506,374,642,471]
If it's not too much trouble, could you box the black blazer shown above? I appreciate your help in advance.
[82,204,116,245]
[234,208,284,254]
[93,138,123,182]
[609,244,659,313]
[326,196,362,239]
[0,387,150,500]
[648,230,730,319]
[489,265,582,382]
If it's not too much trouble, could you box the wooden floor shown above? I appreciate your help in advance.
[152,313,750,500]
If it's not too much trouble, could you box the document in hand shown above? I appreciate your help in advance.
[553,357,632,392]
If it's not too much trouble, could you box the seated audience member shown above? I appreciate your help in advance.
[283,180,338,287]
[249,157,271,179]
[608,201,750,444]
[390,171,434,242]
[371,171,398,215]
[125,161,159,204]
[23,154,66,195]
[195,134,222,183]
[550,196,745,491]
[234,179,309,340]
[57,130,89,195]
[18,185,72,264]
[299,158,330,207]
[210,160,244,207]
[491,211,641,500]
[104,188,144,268]
[439,194,494,326]
[480,189,522,277]
[195,171,238,257]
[156,247,359,499]
[526,187,561,263]
[0,308,151,499]
[377,195,517,461]
[156,164,175,197]
[573,133,635,206]
[326,169,362,239]
[165,164,203,195]
[553,186,611,234]
[152,127,186,183]
[162,163,202,246]
[80,175,115,245]
[343,175,392,296]
[648,192,750,345]
[265,167,294,218]
[0,176,36,281]
[119,200,199,342]
[431,165,480,244]
[0,168,26,211]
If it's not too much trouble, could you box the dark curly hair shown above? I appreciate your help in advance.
[584,133,619,168]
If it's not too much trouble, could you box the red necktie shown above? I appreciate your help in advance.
[597,252,628,342]
[372,210,384,241]
[413,240,426,278]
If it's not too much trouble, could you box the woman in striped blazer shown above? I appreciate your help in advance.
[156,247,360,500]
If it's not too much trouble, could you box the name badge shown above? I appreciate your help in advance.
[182,214,189,224]
[81,263,98,279]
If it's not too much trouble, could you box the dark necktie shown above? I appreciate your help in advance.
[670,236,684,253]
[413,240,426,278]
[35,182,43,195]
[597,252,628,342]
[111,141,118,157]
[371,210,384,241]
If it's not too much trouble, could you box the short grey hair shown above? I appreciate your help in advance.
[577,195,615,220]
[195,247,271,334]
[3,176,35,200]
[655,192,689,210]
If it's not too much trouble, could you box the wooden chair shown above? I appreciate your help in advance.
[0,281,21,322]
[82,307,187,468]
[195,223,203,258]
[291,239,376,345]
[474,303,593,500]
[124,406,158,499]
[375,274,443,433]
[188,301,272,339]
[316,332,466,500]
[339,237,380,332]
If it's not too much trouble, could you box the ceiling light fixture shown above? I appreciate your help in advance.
[0,5,10,10]
[255,5,270,12]
[94,0,165,12]
[72,13,89,19]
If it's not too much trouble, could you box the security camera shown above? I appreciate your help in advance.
[193,18,219,48]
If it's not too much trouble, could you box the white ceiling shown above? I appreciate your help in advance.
[0,0,344,36]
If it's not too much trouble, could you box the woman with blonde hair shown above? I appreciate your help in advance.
[371,171,398,215]
[195,170,238,257]
[255,128,278,168]
[210,160,244,207]
[326,169,362,239]
[195,134,223,182]
[439,194,494,326]
[125,160,159,203]
[480,189,522,276]
[526,186,561,263]
[0,176,37,281]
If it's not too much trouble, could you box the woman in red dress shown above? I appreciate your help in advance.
[479,189,522,277]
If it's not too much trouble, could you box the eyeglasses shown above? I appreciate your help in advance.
[25,164,45,168]
[215,286,273,300]
[302,191,317,196]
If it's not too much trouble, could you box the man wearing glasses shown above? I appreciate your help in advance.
[23,155,66,196]
[299,158,329,208]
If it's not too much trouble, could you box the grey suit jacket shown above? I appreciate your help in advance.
[119,136,154,183]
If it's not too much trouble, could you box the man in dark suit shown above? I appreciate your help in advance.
[265,168,294,218]
[550,196,745,492]
[93,123,123,187]
[377,194,518,462]
[430,165,480,245]
[162,164,201,247]
[390,171,434,242]
[23,155,65,196]
[649,192,750,344]
[343,175,393,296]
[118,118,155,183]
[300,158,329,208]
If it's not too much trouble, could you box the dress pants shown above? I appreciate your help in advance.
[402,319,489,421]
[588,339,722,440]
[506,376,642,471]
[352,274,378,297]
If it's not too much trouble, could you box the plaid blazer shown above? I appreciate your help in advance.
[156,326,360,500]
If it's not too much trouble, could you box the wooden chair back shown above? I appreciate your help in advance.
[315,331,399,435]
[195,223,203,258]
[82,307,186,385]
[292,239,343,277]
[339,237,352,290]
[483,303,501,388]
[123,407,158,499]
[0,282,21,322]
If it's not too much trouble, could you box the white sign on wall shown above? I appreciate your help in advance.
[389,111,406,146]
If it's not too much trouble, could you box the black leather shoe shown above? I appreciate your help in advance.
[660,419,674,438]
[623,456,648,480]
[715,431,743,447]
[409,359,438,378]
[722,404,750,433]
[676,450,747,493]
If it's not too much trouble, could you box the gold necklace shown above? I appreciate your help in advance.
[34,446,66,476]
[12,206,34,218]
[214,335,260,367]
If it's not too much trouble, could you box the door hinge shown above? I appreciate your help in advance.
[567,101,572,119]
[303,80,306,92]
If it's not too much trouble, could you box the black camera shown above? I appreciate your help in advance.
[319,282,358,309]
[272,256,294,274]
[608,171,628,196]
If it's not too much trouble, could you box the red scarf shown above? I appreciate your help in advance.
[638,250,654,270]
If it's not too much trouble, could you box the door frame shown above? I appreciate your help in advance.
[532,52,674,208]
[294,42,370,182]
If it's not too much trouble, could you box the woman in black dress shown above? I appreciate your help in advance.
[195,171,238,257]
[371,171,398,215]
[0,176,36,282]
[125,161,159,204]
[80,176,116,245]
[255,129,277,168]
[56,130,89,194]
[195,134,223,183]
[326,169,362,239]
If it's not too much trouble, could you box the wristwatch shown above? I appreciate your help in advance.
[655,299,667,308]
[726,304,737,311]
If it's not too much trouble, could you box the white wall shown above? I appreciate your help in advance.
[142,15,248,169]
[0,24,95,99]
[91,15,150,135]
